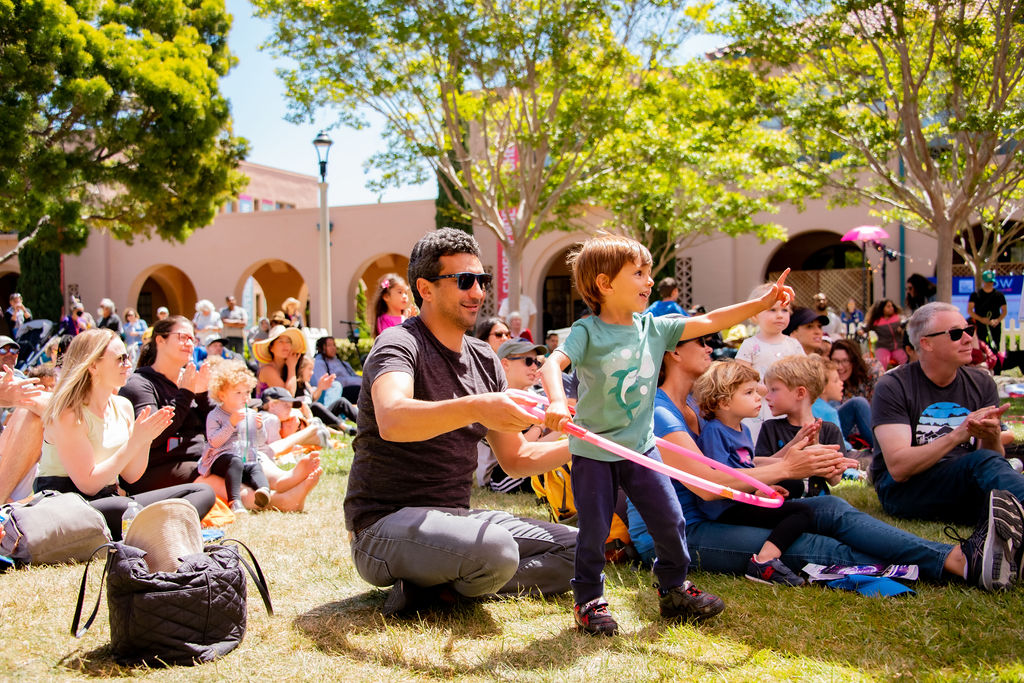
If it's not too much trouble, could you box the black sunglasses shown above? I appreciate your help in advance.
[678,335,712,348]
[507,356,541,367]
[426,272,493,290]
[922,324,975,342]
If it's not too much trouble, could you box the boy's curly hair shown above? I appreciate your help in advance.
[567,232,652,316]
[207,358,257,404]
[763,354,827,400]
[693,360,761,420]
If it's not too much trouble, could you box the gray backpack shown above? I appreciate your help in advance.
[0,490,111,564]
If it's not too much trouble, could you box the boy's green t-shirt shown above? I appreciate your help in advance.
[558,313,687,462]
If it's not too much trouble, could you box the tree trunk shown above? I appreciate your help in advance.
[934,218,955,302]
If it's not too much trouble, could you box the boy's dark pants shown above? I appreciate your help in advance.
[571,450,690,605]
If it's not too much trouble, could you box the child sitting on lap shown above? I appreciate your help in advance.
[542,232,794,635]
[759,354,851,497]
[693,360,813,587]
[202,359,272,513]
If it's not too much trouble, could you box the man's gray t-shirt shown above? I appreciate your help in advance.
[343,316,507,533]
[869,361,999,482]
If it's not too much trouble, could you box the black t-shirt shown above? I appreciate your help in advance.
[969,288,1006,322]
[754,417,846,459]
[344,316,507,533]
[869,361,999,482]
[119,365,212,468]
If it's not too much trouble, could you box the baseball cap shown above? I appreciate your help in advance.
[982,270,997,283]
[0,336,19,352]
[497,339,548,359]
[784,306,830,335]
[260,387,305,407]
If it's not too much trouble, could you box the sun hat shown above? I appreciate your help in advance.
[497,339,548,359]
[123,500,203,573]
[251,325,306,364]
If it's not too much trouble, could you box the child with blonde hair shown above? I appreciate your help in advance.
[201,358,272,512]
[758,354,852,498]
[371,273,411,336]
[541,232,794,634]
[693,360,814,586]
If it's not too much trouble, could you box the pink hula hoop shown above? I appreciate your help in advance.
[508,389,783,508]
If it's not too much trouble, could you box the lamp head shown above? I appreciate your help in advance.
[313,130,333,181]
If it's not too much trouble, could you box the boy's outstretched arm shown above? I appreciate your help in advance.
[679,268,794,339]
[539,350,572,432]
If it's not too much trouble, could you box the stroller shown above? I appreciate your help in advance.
[14,319,55,370]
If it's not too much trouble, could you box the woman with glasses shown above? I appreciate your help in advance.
[35,329,215,540]
[624,333,994,589]
[121,317,323,511]
[827,338,880,449]
[474,316,512,354]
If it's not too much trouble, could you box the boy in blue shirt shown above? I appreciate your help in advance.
[541,233,793,635]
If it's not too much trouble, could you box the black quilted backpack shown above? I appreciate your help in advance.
[72,539,272,666]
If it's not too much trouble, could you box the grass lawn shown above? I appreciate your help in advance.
[3,440,1024,682]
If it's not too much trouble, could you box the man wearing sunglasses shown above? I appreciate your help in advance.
[871,302,1024,588]
[344,228,576,616]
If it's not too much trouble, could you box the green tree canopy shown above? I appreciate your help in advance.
[720,0,1024,300]
[562,60,800,277]
[0,0,247,259]
[254,0,700,309]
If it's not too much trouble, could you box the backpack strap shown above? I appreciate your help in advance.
[217,538,273,616]
[70,543,116,638]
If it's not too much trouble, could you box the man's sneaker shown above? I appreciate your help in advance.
[992,489,1024,581]
[744,556,806,587]
[948,489,1023,590]
[573,598,619,636]
[657,581,725,622]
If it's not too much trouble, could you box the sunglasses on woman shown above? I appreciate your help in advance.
[677,335,712,348]
[507,356,541,367]
[426,272,493,290]
[921,324,975,342]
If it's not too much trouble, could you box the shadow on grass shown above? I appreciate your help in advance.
[294,589,762,678]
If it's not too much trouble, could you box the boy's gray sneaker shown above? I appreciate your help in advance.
[657,581,725,622]
[744,556,806,587]
[573,598,619,636]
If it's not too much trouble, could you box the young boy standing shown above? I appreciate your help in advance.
[541,234,793,635]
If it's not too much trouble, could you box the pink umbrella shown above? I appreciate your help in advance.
[841,225,890,242]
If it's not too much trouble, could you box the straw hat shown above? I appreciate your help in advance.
[251,325,307,364]
[123,499,203,573]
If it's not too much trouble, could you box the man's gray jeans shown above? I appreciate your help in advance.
[351,506,577,597]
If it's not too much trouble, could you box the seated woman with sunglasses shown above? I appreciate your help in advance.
[474,316,513,354]
[625,331,1012,590]
[35,329,215,540]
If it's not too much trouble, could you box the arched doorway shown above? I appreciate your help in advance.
[765,231,867,309]
[244,260,307,322]
[132,265,199,323]
[541,247,583,331]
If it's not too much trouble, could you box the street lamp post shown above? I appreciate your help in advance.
[313,131,333,332]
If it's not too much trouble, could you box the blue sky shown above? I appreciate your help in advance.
[219,0,435,207]
[219,1,724,208]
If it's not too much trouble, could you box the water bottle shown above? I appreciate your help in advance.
[121,501,142,537]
